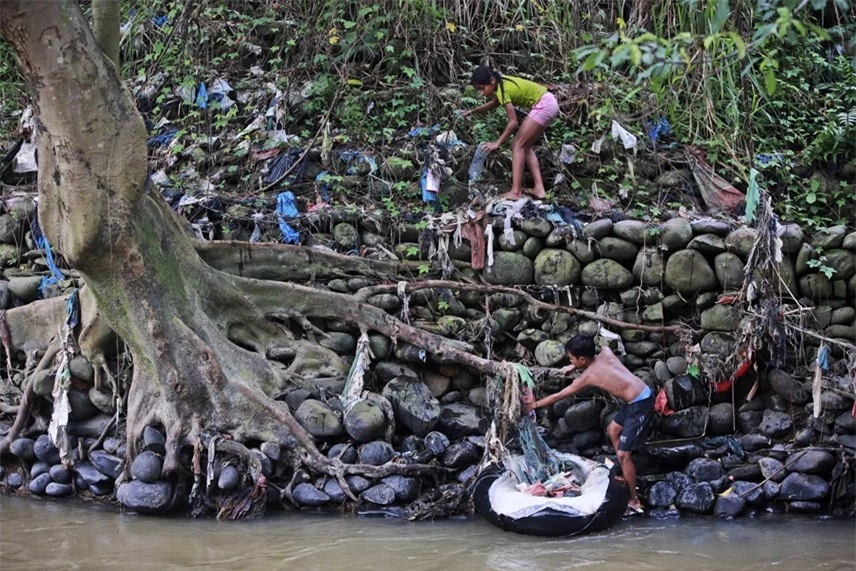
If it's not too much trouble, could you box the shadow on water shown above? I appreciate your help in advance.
[0,497,853,570]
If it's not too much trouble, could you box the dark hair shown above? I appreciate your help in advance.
[470,66,515,101]
[565,334,596,359]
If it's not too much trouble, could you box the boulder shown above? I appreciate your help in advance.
[700,304,733,332]
[380,475,420,502]
[10,437,36,462]
[8,276,42,303]
[131,451,163,483]
[724,227,757,259]
[581,259,634,290]
[811,225,847,249]
[294,399,345,438]
[823,249,856,280]
[332,223,359,249]
[700,332,735,359]
[662,406,707,438]
[767,369,810,404]
[293,483,331,507]
[483,252,534,285]
[344,400,388,442]
[688,234,726,255]
[665,375,707,410]
[664,250,718,294]
[714,494,746,518]
[799,274,833,300]
[361,484,396,505]
[534,340,566,367]
[89,450,123,479]
[647,481,677,508]
[779,473,829,501]
[425,431,450,456]
[563,400,604,433]
[582,219,613,240]
[519,218,552,238]
[28,473,52,496]
[533,249,581,286]
[358,441,395,465]
[632,248,665,287]
[143,426,166,455]
[218,465,240,491]
[382,378,441,436]
[660,218,693,251]
[442,441,480,468]
[117,481,173,513]
[758,410,794,438]
[45,483,74,498]
[34,434,60,465]
[708,403,735,436]
[675,482,715,513]
[74,461,111,487]
[779,223,804,253]
[685,457,725,483]
[594,237,638,262]
[436,403,485,439]
[498,230,527,251]
[613,220,650,243]
[49,465,73,485]
[786,450,835,475]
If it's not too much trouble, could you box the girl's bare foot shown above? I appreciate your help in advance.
[524,187,546,199]
[499,191,523,200]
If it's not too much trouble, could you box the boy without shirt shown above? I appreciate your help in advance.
[524,334,655,514]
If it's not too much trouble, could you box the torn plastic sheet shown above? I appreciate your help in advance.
[146,128,178,147]
[249,212,265,243]
[745,168,760,223]
[209,78,234,110]
[558,143,577,164]
[435,131,467,152]
[645,116,671,143]
[421,166,438,202]
[265,148,305,185]
[12,142,37,173]
[195,82,208,109]
[338,151,378,176]
[276,191,300,244]
[686,149,745,213]
[610,120,637,151]
[591,137,604,154]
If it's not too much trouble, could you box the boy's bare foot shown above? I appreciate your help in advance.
[499,191,522,200]
[624,503,644,516]
[524,187,546,199]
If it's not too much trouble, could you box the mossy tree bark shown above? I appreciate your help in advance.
[0,1,505,498]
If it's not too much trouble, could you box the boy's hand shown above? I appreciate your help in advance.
[559,364,576,375]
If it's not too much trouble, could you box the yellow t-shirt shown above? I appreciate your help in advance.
[495,76,547,108]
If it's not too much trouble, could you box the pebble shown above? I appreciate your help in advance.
[131,451,163,483]
[218,465,240,491]
[45,483,74,498]
[10,438,36,462]
[28,473,52,495]
[49,465,74,485]
[34,434,60,465]
[143,426,167,455]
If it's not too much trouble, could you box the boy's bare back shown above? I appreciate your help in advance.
[578,346,647,403]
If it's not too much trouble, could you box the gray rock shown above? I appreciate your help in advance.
[810,225,847,249]
[328,443,357,464]
[786,450,835,475]
[0,212,21,244]
[649,445,704,469]
[835,410,856,434]
[8,276,43,303]
[533,249,581,286]
[566,240,596,263]
[767,369,810,404]
[763,481,780,501]
[666,356,687,375]
[260,442,281,462]
[641,302,664,322]
[295,399,345,438]
[844,231,856,250]
[581,259,634,290]
[67,388,98,421]
[344,400,388,443]
[483,251,534,285]
[831,306,855,325]
[759,410,794,438]
[345,475,372,494]
[724,227,757,259]
[799,273,833,299]
[467,386,487,407]
[688,234,727,255]
[685,458,725,483]
[32,369,55,397]
[425,431,450,456]
[369,334,392,359]
[442,441,480,468]
[731,481,763,506]
[738,411,763,434]
[131,451,163,483]
[582,219,613,240]
[700,304,733,332]
[75,461,111,486]
[322,479,347,503]
[88,387,115,414]
[332,223,359,250]
[648,481,677,507]
[662,406,707,438]
[358,441,395,465]
[293,483,331,507]
[498,230,527,251]
[361,484,396,505]
[613,220,651,244]
[320,332,357,354]
[665,250,718,293]
[700,331,735,359]
[534,339,566,367]
[436,403,485,439]
[366,294,402,312]
[218,465,240,491]
[714,494,746,518]
[45,482,74,498]
[143,426,166,455]
[117,480,173,513]
[381,475,420,502]
[522,237,542,259]
[89,450,123,479]
[382,378,440,437]
[632,248,665,287]
[594,237,638,262]
[7,472,23,488]
[675,482,715,513]
[624,341,659,356]
[563,400,605,433]
[708,403,735,436]
[660,218,693,251]
[10,437,36,462]
[492,308,522,332]
[28,473,53,495]
[0,245,18,268]
[757,456,785,482]
[665,375,707,410]
[31,461,50,478]
[34,434,60,465]
[519,218,553,238]
[49,465,73,485]
[68,356,94,384]
[779,473,829,501]
[779,223,804,253]
[823,249,856,280]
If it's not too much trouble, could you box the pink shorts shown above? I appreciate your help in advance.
[528,92,559,126]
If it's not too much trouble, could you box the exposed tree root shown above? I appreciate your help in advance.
[0,341,59,455]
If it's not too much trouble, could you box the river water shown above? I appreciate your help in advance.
[0,497,853,570]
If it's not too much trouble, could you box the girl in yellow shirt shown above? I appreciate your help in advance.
[462,66,559,200]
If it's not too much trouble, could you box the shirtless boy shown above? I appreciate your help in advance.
[524,334,655,515]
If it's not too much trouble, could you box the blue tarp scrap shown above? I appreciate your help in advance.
[195,82,208,109]
[420,166,436,203]
[817,344,830,371]
[66,289,80,329]
[315,171,332,202]
[30,216,66,297]
[265,148,305,185]
[276,191,300,244]
[146,128,178,147]
[408,124,440,138]
[645,116,671,143]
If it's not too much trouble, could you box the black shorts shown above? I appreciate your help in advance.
[614,395,655,452]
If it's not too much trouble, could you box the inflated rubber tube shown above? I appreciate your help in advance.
[472,466,628,537]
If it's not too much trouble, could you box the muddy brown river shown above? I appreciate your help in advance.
[0,497,853,570]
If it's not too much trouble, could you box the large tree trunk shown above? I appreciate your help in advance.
[92,0,121,67]
[0,1,504,500]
